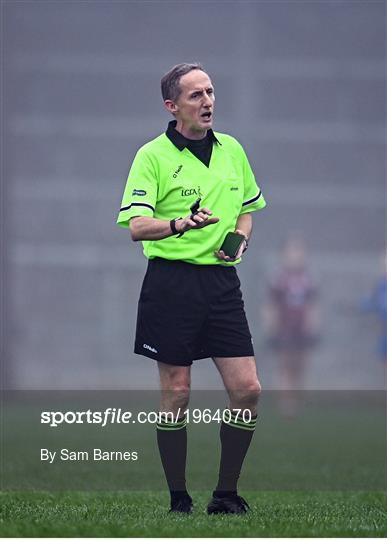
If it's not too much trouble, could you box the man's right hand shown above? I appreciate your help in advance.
[176,207,219,234]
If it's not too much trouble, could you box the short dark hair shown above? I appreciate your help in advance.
[161,62,204,102]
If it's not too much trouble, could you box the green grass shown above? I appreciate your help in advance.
[1,490,387,537]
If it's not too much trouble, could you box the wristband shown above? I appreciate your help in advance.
[170,217,183,236]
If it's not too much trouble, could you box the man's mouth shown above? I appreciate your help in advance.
[201,111,212,121]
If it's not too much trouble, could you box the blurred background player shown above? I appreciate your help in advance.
[360,249,387,384]
[262,234,321,416]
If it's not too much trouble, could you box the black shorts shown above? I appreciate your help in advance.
[134,257,254,366]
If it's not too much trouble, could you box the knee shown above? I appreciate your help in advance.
[231,380,262,409]
[170,384,190,410]
[159,364,191,413]
[243,380,262,404]
[161,381,190,412]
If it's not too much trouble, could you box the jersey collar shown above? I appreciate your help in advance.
[165,120,221,151]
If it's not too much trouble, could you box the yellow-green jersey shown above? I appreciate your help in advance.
[117,126,266,265]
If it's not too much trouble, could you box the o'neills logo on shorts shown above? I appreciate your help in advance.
[143,344,158,353]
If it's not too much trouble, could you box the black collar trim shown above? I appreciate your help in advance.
[165,120,221,151]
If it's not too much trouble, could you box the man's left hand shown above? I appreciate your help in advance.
[214,229,248,262]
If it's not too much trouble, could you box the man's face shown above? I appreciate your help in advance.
[167,70,215,137]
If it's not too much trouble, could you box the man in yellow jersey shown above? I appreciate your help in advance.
[117,63,266,514]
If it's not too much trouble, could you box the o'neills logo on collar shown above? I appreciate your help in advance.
[173,165,183,178]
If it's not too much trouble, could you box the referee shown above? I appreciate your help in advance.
[117,63,266,514]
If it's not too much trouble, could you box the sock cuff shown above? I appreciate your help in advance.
[222,409,257,431]
[156,415,187,431]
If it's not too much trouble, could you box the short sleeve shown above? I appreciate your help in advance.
[116,148,158,228]
[238,145,266,215]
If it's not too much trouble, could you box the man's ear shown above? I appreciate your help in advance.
[164,99,178,115]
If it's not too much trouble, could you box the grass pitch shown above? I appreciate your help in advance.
[2,391,385,536]
[1,490,387,537]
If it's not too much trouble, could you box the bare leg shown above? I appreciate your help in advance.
[212,356,261,414]
[278,348,308,417]
[157,362,191,414]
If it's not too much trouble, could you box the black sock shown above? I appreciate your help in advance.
[215,410,257,495]
[156,416,188,496]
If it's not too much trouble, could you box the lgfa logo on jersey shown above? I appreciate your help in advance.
[132,189,147,196]
[181,186,203,197]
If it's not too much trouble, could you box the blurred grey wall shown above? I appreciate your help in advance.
[2,0,385,389]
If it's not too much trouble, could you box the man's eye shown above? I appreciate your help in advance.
[207,89,214,94]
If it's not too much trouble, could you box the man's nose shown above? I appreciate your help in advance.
[203,93,212,106]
